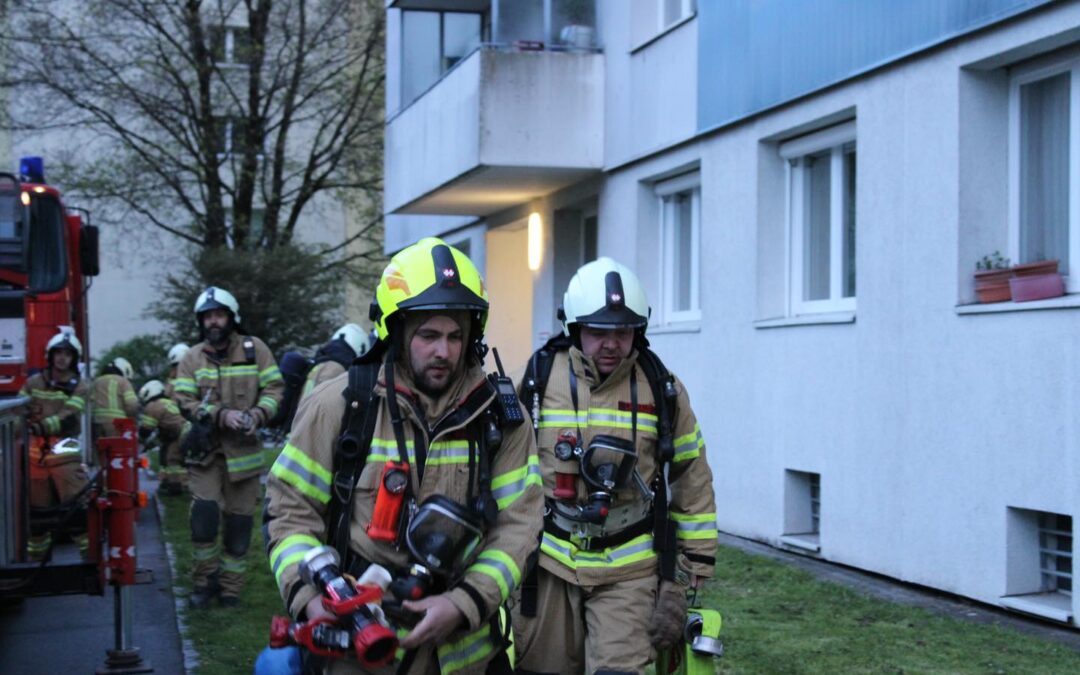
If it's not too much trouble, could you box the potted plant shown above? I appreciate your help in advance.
[1009,258,1064,302]
[974,251,1012,303]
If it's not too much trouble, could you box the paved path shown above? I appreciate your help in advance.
[719,532,1080,652]
[0,481,184,675]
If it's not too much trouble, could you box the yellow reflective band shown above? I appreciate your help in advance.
[139,415,158,428]
[64,396,85,411]
[174,378,197,393]
[437,622,496,673]
[270,534,322,585]
[258,396,279,417]
[672,512,718,540]
[367,438,416,465]
[123,390,137,402]
[427,439,470,465]
[540,532,657,570]
[672,424,704,462]
[259,365,283,386]
[491,454,541,510]
[192,544,221,561]
[271,444,331,504]
[221,554,247,573]
[226,451,265,474]
[466,549,521,601]
[164,400,181,415]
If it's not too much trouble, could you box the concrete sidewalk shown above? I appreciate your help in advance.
[0,481,185,675]
[719,532,1080,652]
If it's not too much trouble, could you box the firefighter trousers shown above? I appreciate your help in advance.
[512,569,657,675]
[28,456,90,559]
[188,455,260,598]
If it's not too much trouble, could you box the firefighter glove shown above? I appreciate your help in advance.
[648,579,687,650]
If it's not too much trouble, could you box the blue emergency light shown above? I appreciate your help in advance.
[18,156,45,184]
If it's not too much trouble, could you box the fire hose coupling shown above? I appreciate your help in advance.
[684,608,724,658]
[296,546,398,668]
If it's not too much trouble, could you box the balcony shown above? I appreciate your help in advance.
[385,0,603,217]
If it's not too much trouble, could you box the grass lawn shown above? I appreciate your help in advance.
[157,446,287,675]
[159,475,1080,674]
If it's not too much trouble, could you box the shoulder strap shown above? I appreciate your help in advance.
[326,360,380,563]
[636,347,680,581]
[519,334,571,433]
[242,336,257,365]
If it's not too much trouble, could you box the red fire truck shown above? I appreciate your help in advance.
[0,157,142,600]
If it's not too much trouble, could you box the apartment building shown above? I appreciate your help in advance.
[384,0,1080,625]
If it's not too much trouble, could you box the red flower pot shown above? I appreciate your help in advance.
[1012,260,1059,278]
[1009,272,1064,302]
[975,268,1013,303]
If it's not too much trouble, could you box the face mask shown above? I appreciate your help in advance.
[405,495,484,578]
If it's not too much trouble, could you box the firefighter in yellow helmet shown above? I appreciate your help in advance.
[173,286,284,608]
[91,356,139,440]
[511,258,718,674]
[264,238,542,673]
[19,330,91,561]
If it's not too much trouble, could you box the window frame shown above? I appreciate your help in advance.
[780,121,857,316]
[655,171,702,326]
[1008,57,1080,292]
[399,9,484,109]
[209,25,252,68]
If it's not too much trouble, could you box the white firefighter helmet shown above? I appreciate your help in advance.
[332,323,369,357]
[138,379,166,405]
[561,257,650,336]
[45,330,83,360]
[167,342,190,367]
[194,286,241,324]
[111,356,134,380]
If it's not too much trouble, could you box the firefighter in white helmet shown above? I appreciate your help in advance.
[19,330,91,561]
[301,323,370,401]
[92,356,139,440]
[511,257,718,674]
[173,286,284,608]
[138,379,191,496]
[165,342,190,398]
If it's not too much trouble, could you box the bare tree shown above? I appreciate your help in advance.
[1,0,385,262]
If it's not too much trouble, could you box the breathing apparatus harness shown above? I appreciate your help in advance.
[517,334,683,616]
[321,339,520,672]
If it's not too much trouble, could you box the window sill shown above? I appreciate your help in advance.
[999,593,1072,623]
[754,312,856,329]
[956,293,1080,315]
[780,533,821,552]
[630,13,696,54]
[649,322,701,335]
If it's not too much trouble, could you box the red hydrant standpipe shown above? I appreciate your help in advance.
[98,417,141,585]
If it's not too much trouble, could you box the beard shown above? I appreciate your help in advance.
[205,324,232,345]
[413,359,456,397]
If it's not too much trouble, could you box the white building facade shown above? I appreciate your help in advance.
[385,0,1080,625]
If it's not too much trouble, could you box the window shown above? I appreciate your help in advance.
[400,10,483,108]
[1003,507,1073,623]
[656,172,701,324]
[781,122,856,315]
[208,25,253,66]
[781,470,821,552]
[660,0,695,30]
[1009,59,1077,289]
[213,115,255,158]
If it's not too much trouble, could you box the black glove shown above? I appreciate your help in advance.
[648,579,687,650]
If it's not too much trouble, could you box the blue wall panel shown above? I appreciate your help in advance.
[698,0,1054,132]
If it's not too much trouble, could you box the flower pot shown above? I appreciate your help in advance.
[1012,260,1059,277]
[974,268,1013,303]
[1009,272,1064,302]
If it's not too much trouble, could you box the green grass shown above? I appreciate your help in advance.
[158,489,1080,675]
[158,487,285,675]
[702,545,1080,674]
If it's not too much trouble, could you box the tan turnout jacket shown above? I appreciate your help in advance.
[173,333,283,481]
[265,361,543,638]
[20,370,88,463]
[139,396,190,452]
[92,373,139,431]
[523,347,718,587]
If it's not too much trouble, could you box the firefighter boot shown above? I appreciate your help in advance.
[189,572,221,610]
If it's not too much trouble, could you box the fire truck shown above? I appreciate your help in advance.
[0,157,142,602]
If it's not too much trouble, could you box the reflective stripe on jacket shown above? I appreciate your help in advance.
[518,347,718,587]
[265,362,543,639]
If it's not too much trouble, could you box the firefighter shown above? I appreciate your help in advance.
[20,330,91,561]
[138,379,191,496]
[91,356,139,440]
[263,238,542,673]
[511,258,718,675]
[165,343,189,398]
[301,323,369,401]
[173,286,284,608]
